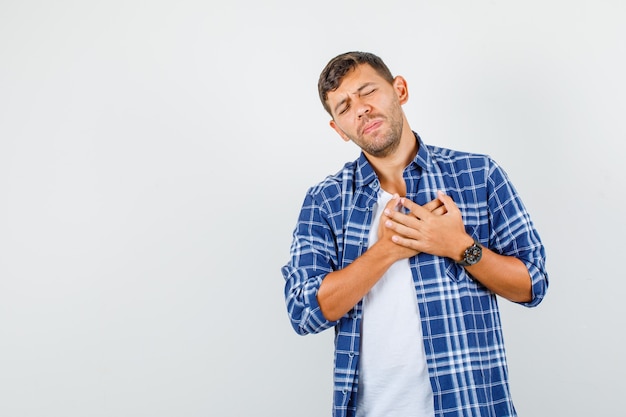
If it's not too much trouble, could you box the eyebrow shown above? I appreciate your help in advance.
[333,82,377,114]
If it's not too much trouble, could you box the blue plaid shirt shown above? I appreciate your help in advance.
[282,133,548,417]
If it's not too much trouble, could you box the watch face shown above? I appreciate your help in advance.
[464,243,482,265]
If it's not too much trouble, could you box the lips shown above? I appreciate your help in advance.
[362,119,383,135]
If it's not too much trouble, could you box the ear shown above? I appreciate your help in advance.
[329,120,351,142]
[392,75,409,105]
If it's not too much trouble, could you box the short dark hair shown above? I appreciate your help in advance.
[318,51,394,115]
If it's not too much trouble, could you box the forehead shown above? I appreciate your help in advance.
[328,64,388,97]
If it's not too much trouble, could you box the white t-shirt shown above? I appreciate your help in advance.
[356,190,434,417]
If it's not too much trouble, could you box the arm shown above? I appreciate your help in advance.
[317,195,448,321]
[283,192,448,332]
[317,195,414,321]
[453,234,532,303]
[316,237,405,322]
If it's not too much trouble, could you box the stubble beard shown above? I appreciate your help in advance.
[356,110,404,158]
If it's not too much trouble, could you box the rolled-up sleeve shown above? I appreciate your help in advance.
[487,159,549,307]
[282,190,339,335]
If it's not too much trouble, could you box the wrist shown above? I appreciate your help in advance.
[456,236,483,266]
[369,239,404,268]
[453,235,475,262]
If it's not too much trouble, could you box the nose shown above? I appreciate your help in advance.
[355,97,371,119]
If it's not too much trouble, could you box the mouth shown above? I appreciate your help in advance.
[362,119,383,135]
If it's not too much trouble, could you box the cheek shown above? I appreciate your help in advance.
[335,117,354,132]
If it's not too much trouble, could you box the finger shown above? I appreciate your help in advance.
[399,197,431,220]
[431,204,448,216]
[383,193,402,212]
[383,216,420,239]
[422,197,444,214]
[391,234,421,251]
[437,191,460,215]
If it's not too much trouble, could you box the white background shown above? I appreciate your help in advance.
[1,1,624,416]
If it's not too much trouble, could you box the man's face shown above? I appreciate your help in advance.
[326,64,408,158]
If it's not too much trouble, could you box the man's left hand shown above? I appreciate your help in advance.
[382,190,473,261]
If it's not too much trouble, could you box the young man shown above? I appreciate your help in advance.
[282,51,548,417]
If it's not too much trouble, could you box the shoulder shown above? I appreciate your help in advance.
[295,160,359,230]
[424,144,511,189]
[305,160,358,201]
[426,144,494,169]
